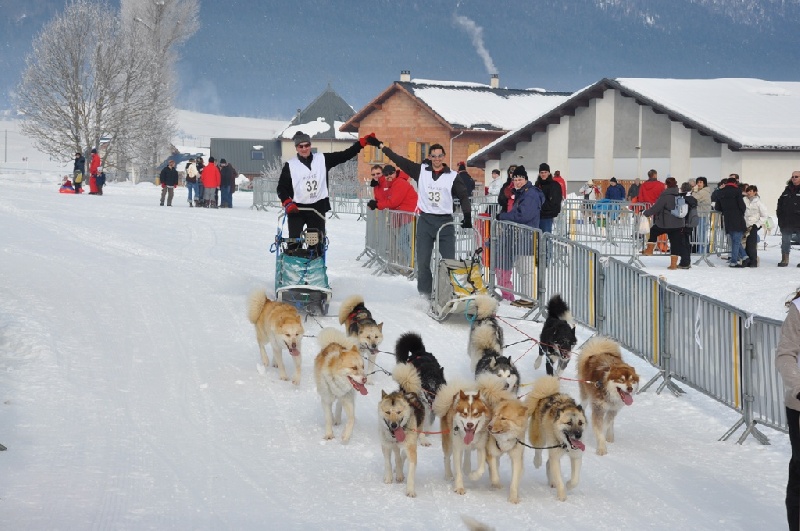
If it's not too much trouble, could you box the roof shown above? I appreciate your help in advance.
[469,77,800,166]
[341,79,571,133]
[280,85,357,141]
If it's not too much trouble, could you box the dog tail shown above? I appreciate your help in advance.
[472,294,498,320]
[576,336,622,375]
[471,323,502,355]
[524,375,561,412]
[317,327,355,351]
[475,373,515,408]
[246,288,270,324]
[395,332,425,364]
[338,294,364,325]
[546,294,571,321]
[432,380,474,419]
[393,361,422,394]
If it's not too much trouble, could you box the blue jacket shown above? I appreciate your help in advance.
[497,181,544,229]
[604,183,626,201]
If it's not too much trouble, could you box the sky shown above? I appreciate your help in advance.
[2,0,800,118]
[0,111,797,529]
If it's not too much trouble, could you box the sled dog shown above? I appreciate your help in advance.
[247,288,304,384]
[433,381,491,495]
[477,375,528,503]
[395,332,446,446]
[536,295,577,376]
[467,295,504,372]
[339,294,384,383]
[526,376,586,501]
[379,364,425,497]
[314,328,368,443]
[577,336,639,456]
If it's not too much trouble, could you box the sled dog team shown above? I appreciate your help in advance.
[247,289,639,502]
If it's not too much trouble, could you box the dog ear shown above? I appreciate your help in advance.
[488,357,497,368]
[378,322,383,331]
[381,390,388,399]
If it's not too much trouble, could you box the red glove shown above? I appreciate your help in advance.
[282,198,299,214]
[359,132,376,147]
[162,183,166,189]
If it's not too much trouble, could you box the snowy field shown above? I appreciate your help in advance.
[0,173,794,530]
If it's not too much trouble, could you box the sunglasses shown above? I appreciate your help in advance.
[297,143,311,149]
[371,172,382,177]
[792,175,800,179]
[429,153,445,158]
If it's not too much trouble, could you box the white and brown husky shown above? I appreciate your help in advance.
[339,294,384,383]
[247,288,304,385]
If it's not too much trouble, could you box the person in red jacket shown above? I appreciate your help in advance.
[637,169,666,206]
[201,156,221,208]
[553,170,567,198]
[368,164,388,205]
[88,148,101,194]
[367,165,418,213]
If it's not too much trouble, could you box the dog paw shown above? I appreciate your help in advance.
[279,374,289,381]
[445,472,454,481]
[419,436,432,447]
[455,487,466,495]
[596,446,608,456]
[256,363,266,375]
[384,475,393,484]
[533,456,542,469]
[291,377,301,385]
[396,474,405,483]
[509,495,520,504]
[567,479,579,490]
[606,434,615,443]
[490,482,501,490]
[406,489,416,498]
[341,435,351,444]
[557,491,567,502]
[323,433,335,440]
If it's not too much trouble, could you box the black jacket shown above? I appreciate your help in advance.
[73,155,85,174]
[536,176,563,219]
[220,164,236,188]
[714,183,746,233]
[276,140,363,213]
[777,182,800,230]
[159,166,179,187]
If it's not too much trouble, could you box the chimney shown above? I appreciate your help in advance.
[490,74,499,89]
[400,70,411,82]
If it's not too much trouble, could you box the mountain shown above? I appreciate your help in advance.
[2,0,799,119]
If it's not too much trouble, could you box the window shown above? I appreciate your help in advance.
[407,142,429,163]
[467,142,480,157]
[251,150,264,160]
[364,145,385,163]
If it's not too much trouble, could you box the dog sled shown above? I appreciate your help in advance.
[429,222,489,321]
[271,207,332,316]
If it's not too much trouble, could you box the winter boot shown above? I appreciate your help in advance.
[779,253,789,267]
[668,256,679,270]
[189,201,193,208]
[642,242,656,256]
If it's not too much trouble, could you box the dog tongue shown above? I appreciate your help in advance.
[619,389,634,405]
[569,438,586,451]
[463,428,475,445]
[394,427,406,442]
[288,348,300,357]
[350,378,368,395]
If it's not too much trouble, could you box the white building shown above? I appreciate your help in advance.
[468,77,800,208]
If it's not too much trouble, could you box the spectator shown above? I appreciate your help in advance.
[219,158,236,208]
[95,166,106,196]
[159,160,179,206]
[777,171,800,267]
[201,156,221,208]
[637,169,666,206]
[195,156,206,207]
[605,177,626,201]
[88,148,101,195]
[578,179,600,224]
[743,184,769,268]
[368,137,472,298]
[185,158,199,207]
[486,168,503,195]
[715,177,747,267]
[642,176,685,270]
[776,286,800,531]
[495,165,544,306]
[626,178,641,202]
[677,182,698,269]
[367,164,418,267]
[693,177,713,254]
[73,152,85,194]
[277,131,369,253]
[535,163,562,234]
[368,164,387,205]
[457,162,476,197]
[498,165,517,213]
[553,170,567,198]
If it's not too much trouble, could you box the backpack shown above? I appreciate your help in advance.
[670,195,688,218]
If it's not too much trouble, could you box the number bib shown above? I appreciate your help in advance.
[417,167,456,214]
[288,154,328,204]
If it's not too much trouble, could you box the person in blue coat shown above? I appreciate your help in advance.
[604,177,626,201]
[494,166,544,306]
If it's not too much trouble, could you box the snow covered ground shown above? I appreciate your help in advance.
[0,174,793,530]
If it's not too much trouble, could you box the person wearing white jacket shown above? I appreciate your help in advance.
[743,184,770,267]
[776,287,800,531]
[185,159,200,207]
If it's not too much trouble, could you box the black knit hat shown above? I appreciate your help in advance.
[512,165,528,179]
[293,131,312,146]
[539,162,550,173]
[610,177,617,183]
[220,158,227,164]
[382,164,396,176]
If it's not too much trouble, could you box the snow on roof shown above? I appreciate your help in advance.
[410,85,570,131]
[411,78,490,88]
[174,109,288,144]
[281,118,357,141]
[615,78,800,149]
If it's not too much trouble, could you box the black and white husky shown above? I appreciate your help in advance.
[536,295,577,376]
[468,295,518,393]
